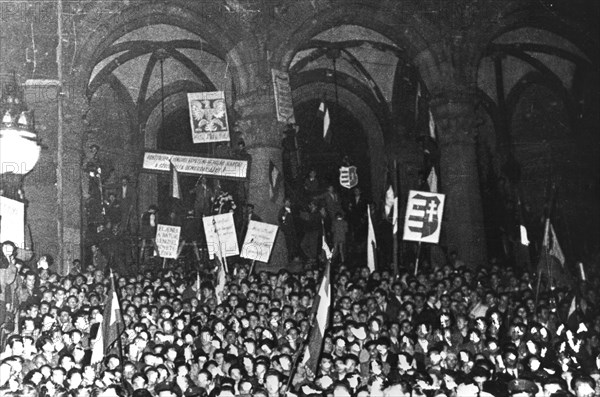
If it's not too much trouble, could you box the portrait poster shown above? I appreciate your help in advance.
[188,91,230,143]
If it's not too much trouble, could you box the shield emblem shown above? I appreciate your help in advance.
[339,166,358,189]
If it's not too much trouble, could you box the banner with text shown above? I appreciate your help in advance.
[403,190,445,244]
[0,197,24,249]
[188,91,230,143]
[142,152,248,180]
[241,221,279,263]
[203,212,239,259]
[272,69,296,124]
[156,224,181,259]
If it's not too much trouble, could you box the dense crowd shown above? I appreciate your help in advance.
[1,229,599,397]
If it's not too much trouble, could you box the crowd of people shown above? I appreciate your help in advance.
[1,223,600,397]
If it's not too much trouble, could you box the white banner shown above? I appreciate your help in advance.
[403,190,445,244]
[142,152,248,179]
[241,221,278,263]
[203,212,239,259]
[0,197,24,249]
[272,69,296,123]
[188,91,230,143]
[155,224,181,259]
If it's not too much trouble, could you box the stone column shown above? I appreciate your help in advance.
[234,90,288,269]
[432,92,487,268]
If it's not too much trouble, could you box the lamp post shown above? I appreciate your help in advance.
[0,78,42,258]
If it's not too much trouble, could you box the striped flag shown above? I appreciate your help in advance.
[268,160,281,202]
[367,204,376,273]
[91,269,124,364]
[319,101,331,143]
[170,161,181,199]
[301,262,331,373]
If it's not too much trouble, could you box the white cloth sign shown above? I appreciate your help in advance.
[0,197,24,249]
[241,221,278,263]
[403,190,445,244]
[142,152,248,179]
[203,213,239,259]
[188,91,230,143]
[156,225,181,259]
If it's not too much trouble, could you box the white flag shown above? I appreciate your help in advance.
[367,205,376,273]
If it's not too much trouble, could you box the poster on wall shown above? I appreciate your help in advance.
[203,212,239,259]
[188,91,230,143]
[0,197,25,250]
[155,224,181,259]
[403,190,445,244]
[271,69,296,124]
[241,221,278,263]
[142,151,248,180]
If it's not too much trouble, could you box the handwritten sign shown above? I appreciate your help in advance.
[188,91,230,143]
[0,197,24,249]
[155,224,181,259]
[241,221,278,263]
[142,151,248,179]
[203,212,239,259]
[403,190,445,244]
[272,69,296,123]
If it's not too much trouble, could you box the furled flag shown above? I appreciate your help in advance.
[170,161,181,199]
[196,271,201,300]
[520,225,530,246]
[542,218,565,267]
[322,234,332,261]
[428,109,436,140]
[91,269,124,365]
[427,167,438,193]
[268,160,280,202]
[319,101,331,143]
[414,81,421,122]
[301,262,331,374]
[392,196,398,235]
[384,185,395,218]
[367,204,377,273]
[214,256,227,304]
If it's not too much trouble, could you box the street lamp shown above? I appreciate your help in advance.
[0,78,42,259]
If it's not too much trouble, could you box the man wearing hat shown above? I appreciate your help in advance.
[507,379,539,397]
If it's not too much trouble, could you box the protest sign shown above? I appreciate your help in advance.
[241,221,278,263]
[156,224,181,259]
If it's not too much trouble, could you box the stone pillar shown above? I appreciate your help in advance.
[234,90,288,269]
[432,92,487,268]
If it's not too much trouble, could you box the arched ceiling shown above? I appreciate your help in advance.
[87,23,232,123]
[289,24,407,113]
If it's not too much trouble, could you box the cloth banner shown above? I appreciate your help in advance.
[272,69,296,123]
[188,91,230,143]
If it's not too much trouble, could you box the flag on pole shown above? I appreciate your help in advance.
[428,109,436,140]
[427,167,438,193]
[301,262,331,374]
[268,160,281,202]
[215,256,226,304]
[196,271,201,300]
[319,101,331,143]
[170,161,181,199]
[542,219,565,267]
[392,196,398,235]
[322,235,332,261]
[384,185,395,217]
[91,269,124,365]
[367,205,376,273]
